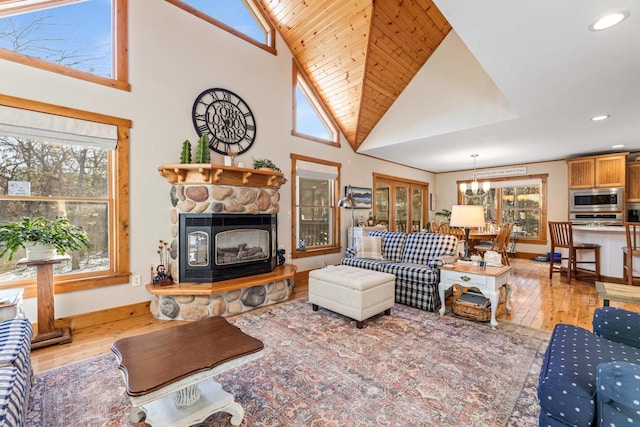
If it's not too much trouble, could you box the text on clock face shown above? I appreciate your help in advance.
[206,101,248,143]
[192,88,257,155]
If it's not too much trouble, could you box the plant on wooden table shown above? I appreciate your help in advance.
[0,216,90,261]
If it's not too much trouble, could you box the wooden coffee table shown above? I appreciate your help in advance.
[595,281,640,306]
[112,316,263,426]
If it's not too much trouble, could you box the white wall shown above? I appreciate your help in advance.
[0,2,433,319]
[434,159,568,255]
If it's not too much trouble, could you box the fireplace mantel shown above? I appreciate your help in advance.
[158,163,287,189]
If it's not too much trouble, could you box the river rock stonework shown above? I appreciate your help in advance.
[152,175,292,321]
[167,184,281,282]
[149,277,294,321]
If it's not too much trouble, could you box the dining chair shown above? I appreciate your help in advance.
[429,220,446,233]
[548,221,600,283]
[622,222,640,285]
[475,223,512,265]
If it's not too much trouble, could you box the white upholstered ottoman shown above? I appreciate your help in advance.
[308,265,395,328]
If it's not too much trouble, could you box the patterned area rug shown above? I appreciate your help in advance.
[26,299,549,426]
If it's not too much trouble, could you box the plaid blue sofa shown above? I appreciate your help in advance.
[538,307,640,427]
[341,231,457,312]
[0,317,33,427]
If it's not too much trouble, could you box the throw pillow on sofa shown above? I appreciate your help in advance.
[354,236,384,260]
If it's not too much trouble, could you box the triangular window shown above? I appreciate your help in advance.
[166,0,275,54]
[293,62,339,146]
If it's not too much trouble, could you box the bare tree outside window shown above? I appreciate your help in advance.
[0,136,111,279]
[0,1,112,78]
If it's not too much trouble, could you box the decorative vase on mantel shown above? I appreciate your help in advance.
[25,243,57,261]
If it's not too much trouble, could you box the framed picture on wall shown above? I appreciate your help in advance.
[346,186,372,209]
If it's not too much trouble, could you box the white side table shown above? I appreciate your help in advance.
[438,262,512,329]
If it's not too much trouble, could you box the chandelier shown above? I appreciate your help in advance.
[460,154,490,199]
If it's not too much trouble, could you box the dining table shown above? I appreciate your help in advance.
[468,230,498,250]
[469,230,498,240]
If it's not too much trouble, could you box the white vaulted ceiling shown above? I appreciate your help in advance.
[258,0,640,172]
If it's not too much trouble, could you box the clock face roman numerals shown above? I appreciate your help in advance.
[191,88,256,155]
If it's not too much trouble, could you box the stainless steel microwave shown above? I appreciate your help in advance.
[569,187,624,212]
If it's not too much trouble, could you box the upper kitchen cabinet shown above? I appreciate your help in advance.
[567,153,628,189]
[627,162,640,202]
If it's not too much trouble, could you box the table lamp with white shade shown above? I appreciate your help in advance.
[449,204,486,260]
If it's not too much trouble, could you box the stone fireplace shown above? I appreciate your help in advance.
[148,164,295,321]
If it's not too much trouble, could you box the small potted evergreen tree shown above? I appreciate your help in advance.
[0,216,90,261]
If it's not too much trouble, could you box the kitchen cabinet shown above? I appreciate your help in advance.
[567,153,628,189]
[627,162,640,202]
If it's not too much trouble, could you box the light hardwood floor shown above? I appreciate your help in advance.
[30,258,640,373]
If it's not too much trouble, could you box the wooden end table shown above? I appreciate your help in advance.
[438,262,512,329]
[595,281,640,306]
[112,316,263,426]
[16,255,72,349]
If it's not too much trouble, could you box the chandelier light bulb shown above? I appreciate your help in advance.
[460,154,490,200]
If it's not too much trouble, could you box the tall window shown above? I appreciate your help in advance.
[165,0,276,54]
[292,61,339,146]
[291,154,341,258]
[0,0,129,90]
[0,95,131,294]
[459,175,547,243]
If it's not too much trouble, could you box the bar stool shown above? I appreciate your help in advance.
[548,221,600,283]
[622,222,640,285]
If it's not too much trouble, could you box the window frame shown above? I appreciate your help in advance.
[0,0,130,91]
[373,173,429,233]
[165,0,276,55]
[0,93,131,299]
[457,174,548,245]
[290,153,341,259]
[291,60,340,147]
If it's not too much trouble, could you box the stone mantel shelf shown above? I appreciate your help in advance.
[146,264,297,296]
[158,163,287,189]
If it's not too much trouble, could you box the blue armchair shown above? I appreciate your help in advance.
[538,307,640,426]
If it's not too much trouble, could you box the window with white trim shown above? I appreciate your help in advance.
[0,97,131,292]
[291,154,341,258]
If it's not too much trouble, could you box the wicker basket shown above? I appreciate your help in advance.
[452,286,507,322]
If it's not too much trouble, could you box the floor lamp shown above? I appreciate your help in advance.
[449,204,485,260]
[338,185,357,247]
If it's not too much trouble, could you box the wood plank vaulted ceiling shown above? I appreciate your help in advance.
[257,0,451,151]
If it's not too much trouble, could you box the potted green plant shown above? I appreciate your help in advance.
[435,209,451,223]
[0,216,90,261]
[252,158,281,172]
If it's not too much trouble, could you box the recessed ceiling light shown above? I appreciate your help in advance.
[612,144,625,149]
[590,11,630,31]
[591,115,610,121]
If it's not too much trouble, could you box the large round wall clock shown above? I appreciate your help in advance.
[192,88,256,155]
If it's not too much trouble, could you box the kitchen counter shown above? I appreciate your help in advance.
[572,225,626,279]
[572,225,625,232]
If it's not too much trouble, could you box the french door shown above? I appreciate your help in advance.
[373,174,428,233]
